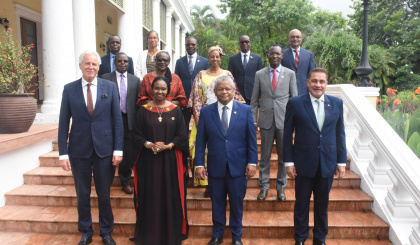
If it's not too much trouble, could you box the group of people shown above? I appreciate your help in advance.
[58,28,346,245]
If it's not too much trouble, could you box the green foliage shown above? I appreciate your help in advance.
[407,132,420,157]
[394,65,420,91]
[307,8,347,31]
[190,5,217,27]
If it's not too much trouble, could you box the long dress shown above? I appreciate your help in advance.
[188,69,245,186]
[133,104,189,245]
[137,73,188,108]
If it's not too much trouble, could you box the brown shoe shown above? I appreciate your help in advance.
[204,186,211,198]
[122,185,133,194]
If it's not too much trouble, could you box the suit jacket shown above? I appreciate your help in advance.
[58,78,124,158]
[281,47,315,95]
[100,71,141,131]
[195,101,258,178]
[228,52,263,100]
[98,53,134,77]
[250,66,298,130]
[174,54,209,99]
[283,93,347,178]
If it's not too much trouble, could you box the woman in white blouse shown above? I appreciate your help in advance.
[135,30,160,80]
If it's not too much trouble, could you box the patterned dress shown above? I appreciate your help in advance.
[146,54,157,74]
[188,69,245,186]
[137,73,188,108]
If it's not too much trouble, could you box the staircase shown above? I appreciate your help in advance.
[0,136,391,244]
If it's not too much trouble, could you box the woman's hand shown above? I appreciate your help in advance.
[171,100,179,105]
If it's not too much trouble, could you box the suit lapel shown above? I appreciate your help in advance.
[75,79,90,116]
[303,93,319,131]
[274,69,287,94]
[94,79,105,117]
[264,67,274,94]
[286,48,297,70]
[211,103,225,137]
[322,95,332,132]
[237,53,245,73]
[226,101,238,137]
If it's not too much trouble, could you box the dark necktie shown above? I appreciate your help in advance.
[222,106,228,135]
[272,69,277,92]
[87,83,94,116]
[188,55,194,74]
[294,49,299,67]
[243,54,248,70]
[120,74,127,113]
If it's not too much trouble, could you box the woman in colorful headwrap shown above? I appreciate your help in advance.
[188,45,245,197]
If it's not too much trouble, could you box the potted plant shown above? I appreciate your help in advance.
[0,28,38,133]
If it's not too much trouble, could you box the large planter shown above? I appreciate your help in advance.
[0,93,37,134]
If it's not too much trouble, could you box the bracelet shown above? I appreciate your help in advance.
[168,143,173,150]
[146,141,151,149]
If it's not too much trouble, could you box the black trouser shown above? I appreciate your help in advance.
[181,107,192,132]
[119,113,134,187]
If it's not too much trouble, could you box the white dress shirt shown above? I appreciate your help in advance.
[285,93,345,167]
[115,71,128,106]
[291,46,301,60]
[59,77,123,160]
[188,52,197,71]
[240,51,251,65]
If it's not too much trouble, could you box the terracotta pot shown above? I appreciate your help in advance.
[0,93,36,134]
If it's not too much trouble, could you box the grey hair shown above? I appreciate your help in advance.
[214,76,234,90]
[79,50,101,65]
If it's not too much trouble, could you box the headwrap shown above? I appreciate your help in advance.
[208,45,226,57]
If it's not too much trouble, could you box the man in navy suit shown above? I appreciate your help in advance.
[195,76,258,245]
[283,68,347,245]
[175,36,210,129]
[98,35,134,77]
[228,35,263,105]
[58,50,124,245]
[281,29,315,95]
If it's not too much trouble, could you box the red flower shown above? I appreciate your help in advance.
[386,101,389,105]
[6,59,10,62]
[394,99,402,105]
[415,87,420,95]
[412,94,415,100]
[376,98,381,103]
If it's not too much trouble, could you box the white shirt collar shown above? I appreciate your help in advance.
[241,51,251,57]
[309,93,325,102]
[82,77,98,87]
[188,52,197,59]
[217,100,233,111]
[115,70,127,77]
[291,46,301,53]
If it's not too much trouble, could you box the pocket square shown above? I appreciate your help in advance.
[101,94,109,98]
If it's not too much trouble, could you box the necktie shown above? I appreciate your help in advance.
[222,106,228,135]
[111,55,116,72]
[188,55,194,74]
[272,69,277,92]
[120,74,127,113]
[243,54,248,70]
[294,49,299,67]
[87,83,94,116]
[316,99,325,131]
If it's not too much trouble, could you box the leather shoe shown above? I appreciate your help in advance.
[103,235,116,245]
[313,238,326,245]
[257,189,268,200]
[78,235,92,245]
[208,237,223,245]
[295,242,304,245]
[277,190,286,201]
[232,239,243,245]
[122,185,133,194]
[204,186,211,198]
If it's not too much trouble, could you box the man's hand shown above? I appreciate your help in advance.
[195,167,206,180]
[254,124,260,132]
[60,159,71,171]
[335,165,346,178]
[246,164,256,179]
[112,155,123,166]
[286,166,297,179]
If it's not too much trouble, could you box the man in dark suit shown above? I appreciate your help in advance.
[228,35,263,105]
[250,44,297,201]
[281,29,315,95]
[98,35,134,77]
[195,76,258,245]
[101,52,141,195]
[283,68,347,245]
[58,51,124,245]
[175,36,210,130]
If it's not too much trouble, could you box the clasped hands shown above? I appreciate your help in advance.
[145,141,173,154]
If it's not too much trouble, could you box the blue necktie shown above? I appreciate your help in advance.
[111,55,116,72]
[222,106,228,135]
[120,74,127,113]
[243,54,248,70]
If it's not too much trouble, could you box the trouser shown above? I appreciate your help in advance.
[119,113,134,187]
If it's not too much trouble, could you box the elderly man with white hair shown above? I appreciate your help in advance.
[58,50,124,245]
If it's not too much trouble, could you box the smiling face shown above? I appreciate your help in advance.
[152,79,168,101]
[155,52,170,72]
[147,32,159,49]
[214,80,234,105]
[267,46,283,69]
[208,50,221,68]
[108,36,121,55]
[288,30,302,49]
[239,35,251,53]
[186,37,198,56]
[115,53,129,74]
[79,53,99,82]
[307,71,328,98]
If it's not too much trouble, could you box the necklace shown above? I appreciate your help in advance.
[157,106,163,122]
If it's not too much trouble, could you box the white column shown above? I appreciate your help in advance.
[39,0,76,123]
[73,0,96,78]
[132,0,143,66]
[118,0,139,61]
[181,29,187,58]
[152,0,160,35]
[174,20,181,60]
[165,7,174,69]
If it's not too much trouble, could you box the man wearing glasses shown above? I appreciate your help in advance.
[101,52,141,195]
[281,29,315,95]
[98,35,135,77]
[228,35,263,105]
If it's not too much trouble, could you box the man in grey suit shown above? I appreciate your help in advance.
[101,52,141,195]
[250,44,298,201]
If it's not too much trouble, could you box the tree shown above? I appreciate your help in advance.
[190,5,217,28]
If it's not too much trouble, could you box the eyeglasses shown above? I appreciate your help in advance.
[239,41,250,44]
[116,59,129,63]
[109,41,121,44]
[289,35,301,39]
[157,58,170,63]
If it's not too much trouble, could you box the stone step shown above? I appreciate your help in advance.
[0,206,389,239]
[5,185,372,212]
[24,167,361,189]
[0,232,392,245]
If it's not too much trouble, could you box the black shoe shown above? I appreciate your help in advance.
[122,185,133,194]
[103,235,116,245]
[257,189,268,200]
[232,239,243,245]
[313,238,326,245]
[277,190,286,201]
[204,186,211,198]
[208,237,223,245]
[295,242,304,245]
[78,235,92,245]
